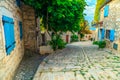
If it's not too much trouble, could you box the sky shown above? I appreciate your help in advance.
[84,0,97,24]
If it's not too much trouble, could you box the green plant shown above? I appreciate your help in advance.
[98,41,106,48]
[71,34,79,42]
[93,41,106,48]
[93,41,99,45]
[49,34,66,51]
[24,0,86,33]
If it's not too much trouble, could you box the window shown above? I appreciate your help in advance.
[113,43,118,50]
[104,5,109,17]
[19,21,23,40]
[2,15,16,55]
[106,30,110,39]
[100,29,105,39]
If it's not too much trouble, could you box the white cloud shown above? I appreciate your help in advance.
[85,0,96,6]
[85,0,92,3]
[84,0,96,23]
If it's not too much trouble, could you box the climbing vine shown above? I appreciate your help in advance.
[94,0,105,22]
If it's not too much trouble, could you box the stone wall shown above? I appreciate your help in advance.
[100,0,120,51]
[82,34,94,41]
[0,0,24,80]
[22,4,37,52]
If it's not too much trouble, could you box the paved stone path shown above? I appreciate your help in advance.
[13,52,48,80]
[33,41,120,80]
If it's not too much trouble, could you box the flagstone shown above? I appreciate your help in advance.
[33,41,120,80]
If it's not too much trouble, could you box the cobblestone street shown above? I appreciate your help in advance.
[33,41,120,80]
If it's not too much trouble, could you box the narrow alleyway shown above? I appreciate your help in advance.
[13,52,49,80]
[33,41,120,80]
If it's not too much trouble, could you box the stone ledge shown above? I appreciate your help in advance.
[40,45,54,55]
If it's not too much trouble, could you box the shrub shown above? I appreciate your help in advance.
[80,33,84,38]
[71,34,79,42]
[49,34,66,51]
[98,41,106,48]
[93,41,106,48]
[93,41,99,45]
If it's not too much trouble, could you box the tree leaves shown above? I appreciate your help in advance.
[23,0,86,33]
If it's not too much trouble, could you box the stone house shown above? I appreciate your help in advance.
[98,0,120,52]
[0,0,40,80]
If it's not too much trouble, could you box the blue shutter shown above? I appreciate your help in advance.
[101,29,105,39]
[2,15,15,55]
[10,21,15,54]
[104,5,109,17]
[19,22,23,40]
[109,30,115,42]
[3,23,11,55]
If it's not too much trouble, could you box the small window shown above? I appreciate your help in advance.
[113,43,118,50]
[2,15,16,55]
[106,30,110,39]
[19,21,23,40]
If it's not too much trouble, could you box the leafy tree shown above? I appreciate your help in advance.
[23,0,86,50]
[79,20,91,34]
[78,20,92,40]
[24,0,86,32]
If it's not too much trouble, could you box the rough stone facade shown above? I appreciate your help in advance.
[0,0,24,80]
[0,0,37,80]
[22,4,37,52]
[99,0,120,52]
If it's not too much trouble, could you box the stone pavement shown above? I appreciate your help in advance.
[13,52,48,80]
[33,41,120,80]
